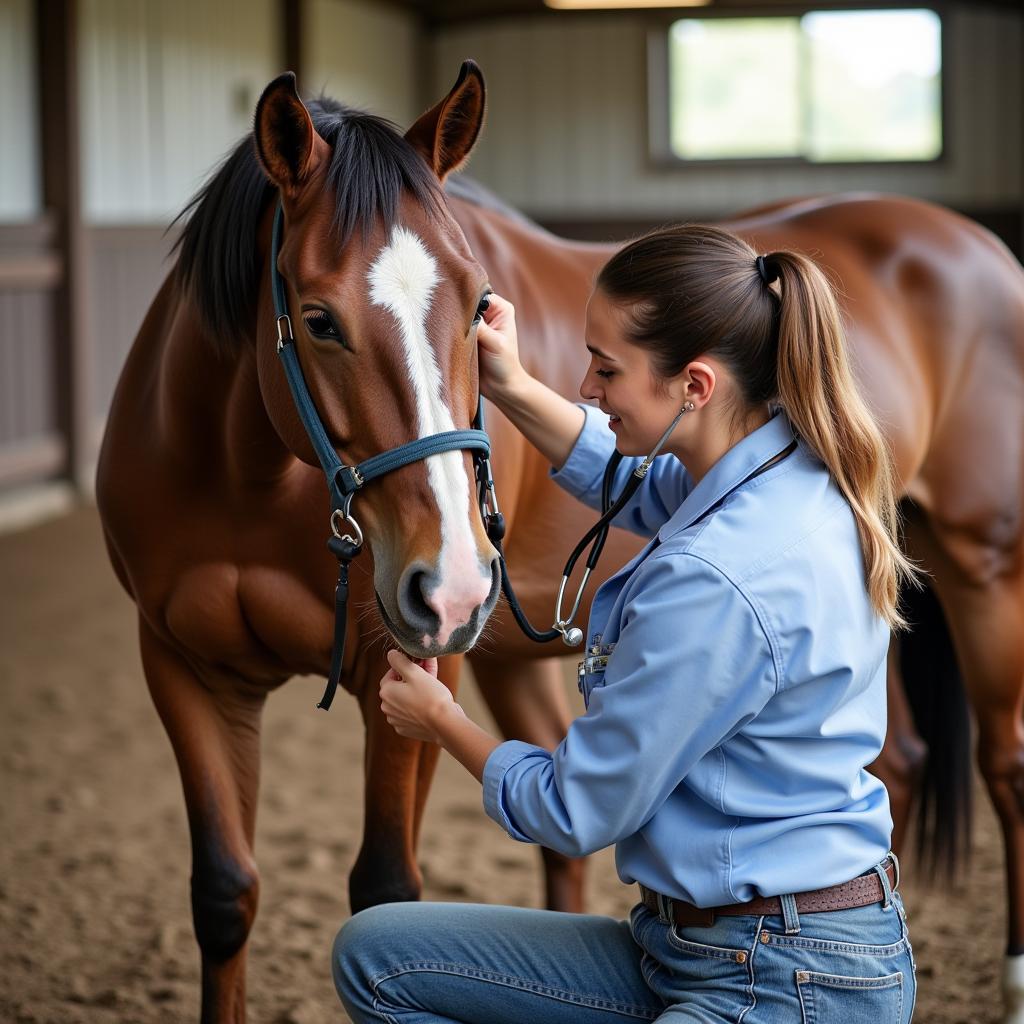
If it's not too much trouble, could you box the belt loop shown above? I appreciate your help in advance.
[873,856,894,909]
[780,892,801,935]
[656,892,670,923]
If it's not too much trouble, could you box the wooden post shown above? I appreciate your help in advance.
[35,0,92,493]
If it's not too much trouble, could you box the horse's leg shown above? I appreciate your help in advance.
[470,653,586,913]
[910,501,1024,1024]
[140,617,266,1024]
[411,655,464,849]
[936,567,1024,1023]
[868,641,928,858]
[349,655,431,912]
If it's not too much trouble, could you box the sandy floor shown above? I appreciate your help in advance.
[0,505,1008,1023]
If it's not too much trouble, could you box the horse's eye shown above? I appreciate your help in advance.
[302,309,343,343]
[472,295,490,324]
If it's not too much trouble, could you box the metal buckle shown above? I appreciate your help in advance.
[276,313,293,349]
[330,508,363,548]
[889,850,901,891]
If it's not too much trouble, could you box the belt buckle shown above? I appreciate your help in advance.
[889,850,901,891]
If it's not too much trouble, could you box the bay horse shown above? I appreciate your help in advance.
[95,63,1024,1023]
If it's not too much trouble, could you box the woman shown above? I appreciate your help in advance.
[332,224,921,1023]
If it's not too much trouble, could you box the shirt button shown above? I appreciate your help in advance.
[735,951,747,963]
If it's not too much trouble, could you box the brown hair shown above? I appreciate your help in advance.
[596,223,922,630]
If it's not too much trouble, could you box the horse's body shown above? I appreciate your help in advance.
[96,67,1024,1024]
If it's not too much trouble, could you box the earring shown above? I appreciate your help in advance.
[684,401,695,411]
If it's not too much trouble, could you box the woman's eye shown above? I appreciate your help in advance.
[595,368,615,379]
[302,310,342,342]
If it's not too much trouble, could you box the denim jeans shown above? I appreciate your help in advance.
[333,857,916,1023]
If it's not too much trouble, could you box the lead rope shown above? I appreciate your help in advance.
[319,534,361,710]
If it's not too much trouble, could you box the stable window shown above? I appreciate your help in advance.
[650,8,943,164]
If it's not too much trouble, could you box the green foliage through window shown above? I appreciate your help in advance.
[668,9,942,162]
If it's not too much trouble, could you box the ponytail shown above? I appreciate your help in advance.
[764,250,925,630]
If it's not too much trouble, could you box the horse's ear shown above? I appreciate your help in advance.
[404,60,485,182]
[254,72,328,197]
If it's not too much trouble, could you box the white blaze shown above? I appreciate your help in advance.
[368,225,488,646]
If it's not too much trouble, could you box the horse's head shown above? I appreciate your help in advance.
[253,64,500,658]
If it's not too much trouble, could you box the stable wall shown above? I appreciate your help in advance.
[429,7,1022,232]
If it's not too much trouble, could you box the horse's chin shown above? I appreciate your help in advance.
[374,590,478,659]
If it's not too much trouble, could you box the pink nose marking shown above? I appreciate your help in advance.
[425,558,492,647]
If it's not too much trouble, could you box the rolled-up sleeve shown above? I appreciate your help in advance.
[482,553,779,857]
[548,402,695,538]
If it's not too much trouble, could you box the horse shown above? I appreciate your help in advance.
[94,63,1024,1024]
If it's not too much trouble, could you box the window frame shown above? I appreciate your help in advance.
[646,2,948,170]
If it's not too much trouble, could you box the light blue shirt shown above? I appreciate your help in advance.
[482,403,893,907]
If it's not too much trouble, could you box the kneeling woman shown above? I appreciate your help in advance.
[332,223,920,1023]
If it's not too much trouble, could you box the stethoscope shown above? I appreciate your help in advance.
[552,400,696,646]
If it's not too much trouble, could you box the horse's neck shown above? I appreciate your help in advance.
[448,196,613,381]
[157,270,295,490]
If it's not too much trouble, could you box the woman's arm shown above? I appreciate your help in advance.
[378,650,501,782]
[494,369,587,474]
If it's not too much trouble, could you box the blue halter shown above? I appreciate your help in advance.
[271,202,497,709]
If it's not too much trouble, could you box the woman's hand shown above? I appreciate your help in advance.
[379,648,465,743]
[476,292,527,401]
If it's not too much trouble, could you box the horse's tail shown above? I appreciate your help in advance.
[896,567,974,881]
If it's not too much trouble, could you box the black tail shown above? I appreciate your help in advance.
[896,571,973,881]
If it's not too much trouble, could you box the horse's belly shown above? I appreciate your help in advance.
[163,562,334,684]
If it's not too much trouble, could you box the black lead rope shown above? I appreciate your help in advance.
[318,535,362,711]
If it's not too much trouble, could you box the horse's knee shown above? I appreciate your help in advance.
[191,852,259,963]
[349,848,421,913]
[976,739,1024,815]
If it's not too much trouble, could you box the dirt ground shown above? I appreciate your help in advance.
[0,504,1009,1023]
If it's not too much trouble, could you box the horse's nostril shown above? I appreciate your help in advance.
[408,570,432,616]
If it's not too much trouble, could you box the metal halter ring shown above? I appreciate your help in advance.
[330,507,364,548]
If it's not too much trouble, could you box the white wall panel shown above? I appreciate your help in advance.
[431,8,1022,218]
[305,0,421,128]
[0,0,42,221]
[80,0,278,223]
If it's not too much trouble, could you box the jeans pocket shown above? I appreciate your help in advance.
[666,924,750,963]
[796,968,904,1024]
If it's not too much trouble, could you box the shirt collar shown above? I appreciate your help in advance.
[656,406,799,542]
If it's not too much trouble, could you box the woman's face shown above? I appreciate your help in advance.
[580,289,689,457]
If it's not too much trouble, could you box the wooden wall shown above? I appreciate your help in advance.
[1,0,1020,498]
[0,0,423,495]
[428,7,1023,234]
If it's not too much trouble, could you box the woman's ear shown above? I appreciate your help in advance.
[404,60,486,182]
[254,72,329,197]
[679,361,717,408]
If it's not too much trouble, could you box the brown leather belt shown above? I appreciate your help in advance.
[639,856,899,929]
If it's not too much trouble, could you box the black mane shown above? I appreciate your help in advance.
[170,96,445,355]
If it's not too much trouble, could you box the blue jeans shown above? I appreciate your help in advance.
[333,858,916,1023]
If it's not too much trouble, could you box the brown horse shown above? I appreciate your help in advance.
[96,64,1024,1023]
